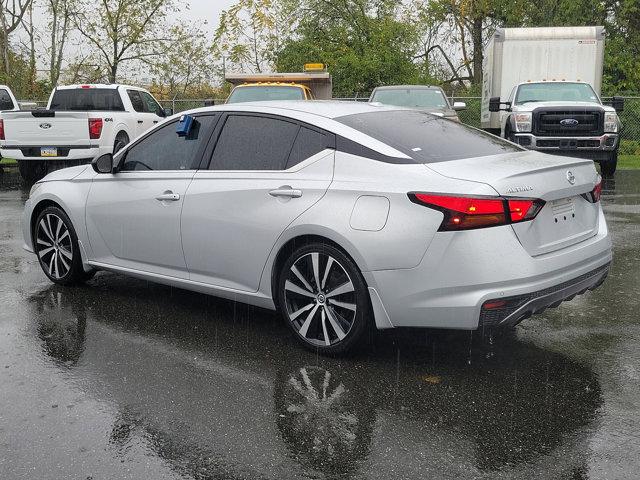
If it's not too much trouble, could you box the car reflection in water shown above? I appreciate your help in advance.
[29,277,602,479]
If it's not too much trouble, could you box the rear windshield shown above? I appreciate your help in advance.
[370,88,449,109]
[227,86,305,103]
[336,110,521,163]
[49,88,125,111]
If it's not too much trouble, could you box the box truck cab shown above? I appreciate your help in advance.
[481,26,623,176]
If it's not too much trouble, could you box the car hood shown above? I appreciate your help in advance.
[514,101,614,112]
[40,165,90,182]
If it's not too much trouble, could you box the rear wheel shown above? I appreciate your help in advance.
[34,206,95,285]
[18,160,48,183]
[113,132,129,154]
[600,150,618,177]
[278,243,370,354]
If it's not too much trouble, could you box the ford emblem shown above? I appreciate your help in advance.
[39,123,52,129]
[566,170,576,185]
[560,118,579,126]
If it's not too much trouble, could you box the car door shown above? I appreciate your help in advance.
[126,89,152,136]
[140,91,165,128]
[85,114,218,278]
[181,113,335,292]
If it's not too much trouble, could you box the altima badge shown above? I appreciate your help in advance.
[566,170,576,185]
[39,123,52,129]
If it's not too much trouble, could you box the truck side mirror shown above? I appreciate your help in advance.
[489,97,510,112]
[203,99,216,107]
[612,96,624,112]
[452,101,466,111]
[161,107,173,117]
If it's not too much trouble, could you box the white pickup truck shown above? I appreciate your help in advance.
[0,84,169,182]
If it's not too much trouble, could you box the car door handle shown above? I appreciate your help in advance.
[153,120,159,124]
[155,192,180,201]
[269,187,302,198]
[137,120,144,124]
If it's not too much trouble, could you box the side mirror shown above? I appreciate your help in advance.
[489,97,511,112]
[161,107,173,117]
[612,96,624,112]
[92,153,113,174]
[203,99,216,107]
[452,101,466,111]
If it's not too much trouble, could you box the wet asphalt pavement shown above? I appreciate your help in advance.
[0,166,639,480]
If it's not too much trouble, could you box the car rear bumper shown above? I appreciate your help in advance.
[364,208,612,330]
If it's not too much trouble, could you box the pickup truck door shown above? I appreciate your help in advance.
[85,115,218,277]
[126,89,152,137]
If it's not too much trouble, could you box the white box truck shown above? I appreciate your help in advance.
[482,26,623,176]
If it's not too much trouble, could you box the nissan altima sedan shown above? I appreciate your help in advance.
[23,101,612,353]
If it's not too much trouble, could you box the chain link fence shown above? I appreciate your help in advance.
[17,95,640,154]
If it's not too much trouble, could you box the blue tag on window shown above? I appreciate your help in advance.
[176,115,194,137]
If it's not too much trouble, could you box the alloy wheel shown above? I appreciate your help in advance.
[36,213,73,280]
[283,252,357,346]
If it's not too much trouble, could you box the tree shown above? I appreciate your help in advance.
[47,0,75,86]
[73,0,181,83]
[0,0,32,74]
[215,0,298,73]
[275,0,424,96]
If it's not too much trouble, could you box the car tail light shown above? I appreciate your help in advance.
[0,119,4,140]
[409,193,545,231]
[582,179,602,203]
[88,118,103,139]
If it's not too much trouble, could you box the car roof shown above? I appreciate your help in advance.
[372,85,443,91]
[56,84,144,90]
[234,83,310,90]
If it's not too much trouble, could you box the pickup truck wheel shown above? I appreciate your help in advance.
[600,150,618,178]
[18,160,48,184]
[113,132,129,154]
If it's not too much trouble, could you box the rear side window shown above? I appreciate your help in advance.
[286,127,330,169]
[50,88,125,111]
[336,110,521,163]
[0,89,14,110]
[120,116,215,171]
[210,115,299,170]
[127,90,144,112]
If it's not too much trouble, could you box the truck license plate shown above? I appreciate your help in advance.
[40,147,57,157]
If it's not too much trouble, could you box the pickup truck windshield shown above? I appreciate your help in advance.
[226,86,305,103]
[49,89,125,111]
[336,110,521,163]
[370,88,449,109]
[515,83,599,105]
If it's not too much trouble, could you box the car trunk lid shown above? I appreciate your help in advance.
[426,150,601,256]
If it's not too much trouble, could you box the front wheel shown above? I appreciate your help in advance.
[277,243,371,354]
[33,206,95,285]
[600,150,618,177]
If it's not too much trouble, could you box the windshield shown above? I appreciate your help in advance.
[49,88,125,111]
[336,110,521,163]
[227,86,305,103]
[370,88,449,109]
[515,83,600,105]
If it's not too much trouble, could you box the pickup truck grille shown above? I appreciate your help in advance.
[533,109,603,137]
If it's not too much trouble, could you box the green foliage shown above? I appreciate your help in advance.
[274,0,428,96]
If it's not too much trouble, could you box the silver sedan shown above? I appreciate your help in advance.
[23,101,612,353]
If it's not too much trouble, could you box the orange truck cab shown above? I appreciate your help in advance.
[225,64,332,103]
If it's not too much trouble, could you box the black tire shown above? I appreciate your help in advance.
[18,160,48,183]
[600,150,618,177]
[33,206,95,285]
[277,242,371,354]
[113,132,129,154]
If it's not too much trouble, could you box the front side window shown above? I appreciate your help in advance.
[50,88,125,111]
[210,115,299,170]
[226,86,305,103]
[120,116,215,171]
[370,88,449,109]
[127,90,144,112]
[0,89,14,110]
[515,83,600,105]
[140,91,163,115]
[336,110,521,163]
